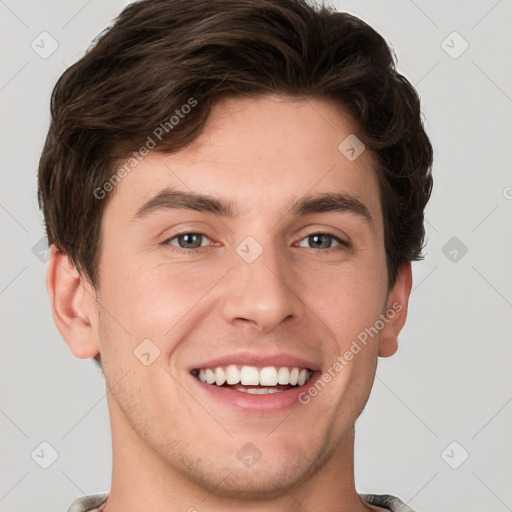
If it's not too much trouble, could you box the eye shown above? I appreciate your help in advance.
[163,232,348,253]
[165,233,211,251]
[296,233,348,250]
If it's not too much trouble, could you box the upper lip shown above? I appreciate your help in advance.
[188,351,320,372]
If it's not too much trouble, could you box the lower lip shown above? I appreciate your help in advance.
[190,372,320,413]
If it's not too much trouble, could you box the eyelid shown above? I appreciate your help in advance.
[295,225,352,246]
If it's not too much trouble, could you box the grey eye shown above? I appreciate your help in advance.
[167,233,209,249]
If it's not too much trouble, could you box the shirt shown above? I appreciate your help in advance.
[67,492,417,511]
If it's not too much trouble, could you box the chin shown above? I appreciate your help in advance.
[188,464,306,500]
[174,440,331,500]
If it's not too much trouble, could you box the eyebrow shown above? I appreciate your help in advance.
[132,189,373,225]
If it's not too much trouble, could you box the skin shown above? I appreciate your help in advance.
[47,95,412,512]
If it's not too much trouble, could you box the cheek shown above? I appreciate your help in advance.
[305,259,387,346]
[100,259,225,340]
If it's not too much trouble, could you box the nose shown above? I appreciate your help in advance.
[220,240,304,333]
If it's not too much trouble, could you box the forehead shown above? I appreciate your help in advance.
[104,95,382,227]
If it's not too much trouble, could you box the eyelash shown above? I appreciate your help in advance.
[163,232,351,254]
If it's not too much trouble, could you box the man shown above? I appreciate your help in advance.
[38,0,433,510]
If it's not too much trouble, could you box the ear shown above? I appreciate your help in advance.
[46,245,100,359]
[378,262,413,358]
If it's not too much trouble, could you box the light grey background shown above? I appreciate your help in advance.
[1,1,511,511]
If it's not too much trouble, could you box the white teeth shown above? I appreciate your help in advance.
[297,369,308,386]
[225,364,240,385]
[259,366,278,386]
[240,366,259,385]
[235,386,283,394]
[205,368,215,384]
[215,367,226,386]
[277,367,290,385]
[195,365,313,389]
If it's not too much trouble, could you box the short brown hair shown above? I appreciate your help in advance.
[38,0,433,291]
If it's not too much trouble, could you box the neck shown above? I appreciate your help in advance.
[103,395,374,512]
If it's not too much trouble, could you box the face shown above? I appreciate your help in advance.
[83,95,404,497]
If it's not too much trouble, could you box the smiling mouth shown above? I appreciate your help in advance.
[191,365,314,394]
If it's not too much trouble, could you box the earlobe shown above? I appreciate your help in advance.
[46,245,100,359]
[378,263,413,358]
